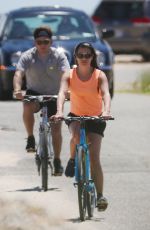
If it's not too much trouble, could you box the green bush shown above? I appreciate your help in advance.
[133,71,150,93]
[140,72,150,92]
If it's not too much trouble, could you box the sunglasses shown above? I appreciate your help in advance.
[76,53,93,59]
[36,40,50,45]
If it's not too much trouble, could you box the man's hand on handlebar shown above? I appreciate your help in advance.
[13,90,24,100]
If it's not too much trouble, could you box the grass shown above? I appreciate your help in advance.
[132,70,150,94]
[116,70,150,95]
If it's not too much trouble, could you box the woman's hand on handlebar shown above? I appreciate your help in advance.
[101,110,113,120]
[50,112,64,122]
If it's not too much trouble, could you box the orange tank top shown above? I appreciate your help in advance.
[69,67,102,116]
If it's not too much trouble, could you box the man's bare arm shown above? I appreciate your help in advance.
[56,71,70,116]
[13,70,24,99]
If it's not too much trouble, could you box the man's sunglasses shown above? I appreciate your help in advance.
[76,53,93,59]
[36,40,50,45]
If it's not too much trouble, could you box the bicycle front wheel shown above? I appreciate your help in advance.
[87,185,95,218]
[40,133,48,191]
[77,146,87,221]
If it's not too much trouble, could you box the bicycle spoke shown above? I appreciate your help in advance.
[40,132,48,191]
[77,147,87,221]
[87,185,96,218]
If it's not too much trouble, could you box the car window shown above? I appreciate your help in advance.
[0,14,7,35]
[146,2,150,15]
[94,1,144,20]
[3,13,96,40]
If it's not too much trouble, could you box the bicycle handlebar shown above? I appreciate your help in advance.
[23,95,58,103]
[62,116,114,122]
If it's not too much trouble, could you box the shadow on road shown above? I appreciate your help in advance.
[7,186,61,192]
[66,216,105,223]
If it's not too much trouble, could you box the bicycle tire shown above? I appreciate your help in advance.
[40,132,48,191]
[77,146,87,221]
[87,186,95,218]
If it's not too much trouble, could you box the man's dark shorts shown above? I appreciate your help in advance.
[67,112,106,137]
[25,89,57,117]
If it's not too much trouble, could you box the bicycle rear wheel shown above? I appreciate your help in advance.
[77,146,87,221]
[40,133,48,191]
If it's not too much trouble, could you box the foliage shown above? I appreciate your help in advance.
[132,70,150,94]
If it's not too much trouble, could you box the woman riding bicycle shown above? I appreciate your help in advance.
[52,42,112,211]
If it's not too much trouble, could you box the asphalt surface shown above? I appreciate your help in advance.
[0,55,150,230]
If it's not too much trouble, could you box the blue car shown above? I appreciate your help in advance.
[0,6,114,99]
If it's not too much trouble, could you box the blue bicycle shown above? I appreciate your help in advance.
[64,116,114,221]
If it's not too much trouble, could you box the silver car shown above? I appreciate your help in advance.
[92,0,150,61]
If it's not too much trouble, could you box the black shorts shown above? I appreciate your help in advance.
[67,112,106,137]
[26,89,57,117]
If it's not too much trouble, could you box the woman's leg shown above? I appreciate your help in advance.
[88,133,103,194]
[88,132,108,211]
[68,121,80,159]
[65,121,80,177]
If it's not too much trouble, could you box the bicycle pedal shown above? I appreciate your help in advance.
[96,203,108,212]
[27,148,36,153]
[97,206,107,212]
[73,182,78,187]
[48,161,54,175]
[53,172,63,176]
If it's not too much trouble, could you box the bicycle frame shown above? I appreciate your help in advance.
[38,105,53,158]
[75,121,92,188]
[37,104,54,175]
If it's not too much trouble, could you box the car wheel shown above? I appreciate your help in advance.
[0,89,13,100]
[0,79,3,100]
[109,82,114,99]
[142,54,150,62]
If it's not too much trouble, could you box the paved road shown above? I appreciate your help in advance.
[0,57,150,230]
[0,94,150,230]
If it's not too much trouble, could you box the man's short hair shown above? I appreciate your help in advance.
[33,26,53,39]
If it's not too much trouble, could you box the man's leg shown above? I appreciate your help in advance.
[51,121,63,175]
[23,102,38,152]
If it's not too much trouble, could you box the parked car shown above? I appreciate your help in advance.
[0,6,114,100]
[92,0,150,61]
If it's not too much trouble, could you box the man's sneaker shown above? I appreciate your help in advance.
[97,195,108,211]
[26,135,36,152]
[53,158,63,176]
[65,159,75,177]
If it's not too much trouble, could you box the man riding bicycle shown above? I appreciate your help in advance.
[13,26,70,176]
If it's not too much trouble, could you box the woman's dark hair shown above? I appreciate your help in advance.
[33,26,53,39]
[74,42,98,68]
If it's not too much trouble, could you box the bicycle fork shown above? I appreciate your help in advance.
[36,123,54,175]
[75,144,94,191]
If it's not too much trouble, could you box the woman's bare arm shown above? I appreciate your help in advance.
[99,71,111,117]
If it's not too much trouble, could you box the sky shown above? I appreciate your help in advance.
[0,0,101,16]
